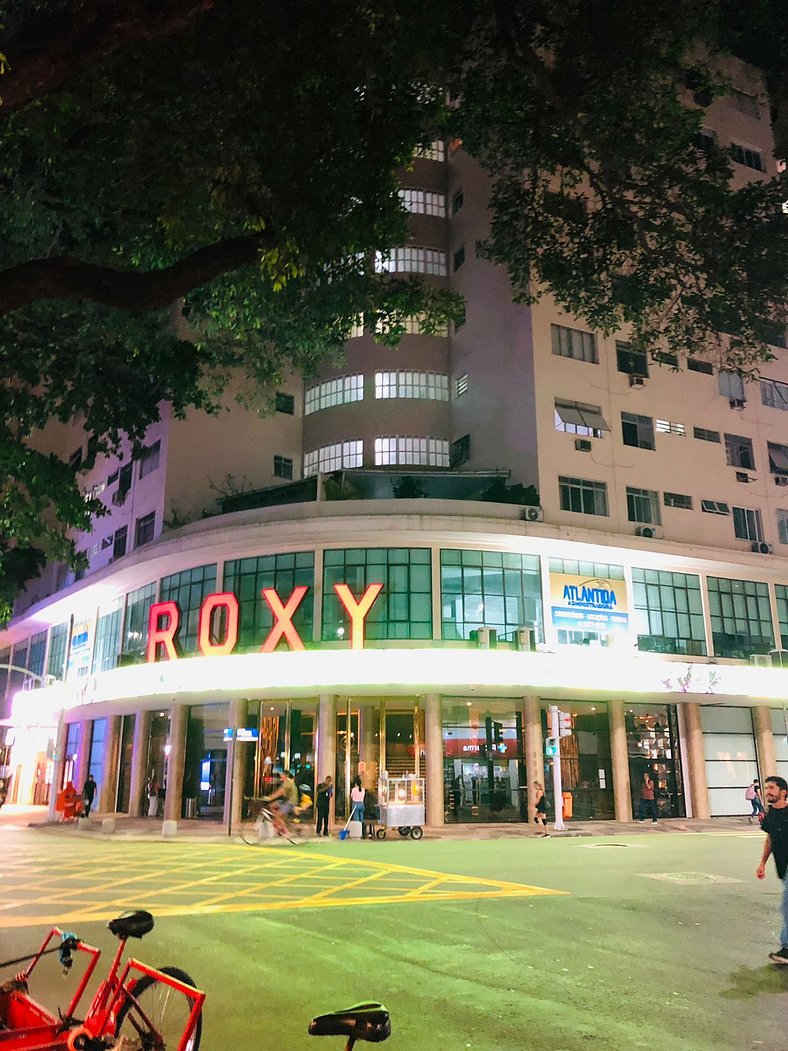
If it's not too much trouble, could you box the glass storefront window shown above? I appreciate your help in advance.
[185,702,230,821]
[632,568,706,656]
[626,704,685,818]
[122,583,156,664]
[323,548,432,641]
[707,576,773,658]
[441,550,543,643]
[160,565,217,655]
[223,552,314,651]
[543,702,614,820]
[88,718,107,788]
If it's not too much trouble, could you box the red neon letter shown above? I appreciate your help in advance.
[146,601,180,662]
[333,583,383,650]
[198,592,239,657]
[260,586,309,652]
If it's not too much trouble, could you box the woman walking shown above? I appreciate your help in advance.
[532,781,549,837]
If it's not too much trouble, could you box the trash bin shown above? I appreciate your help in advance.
[184,798,197,819]
[562,792,573,820]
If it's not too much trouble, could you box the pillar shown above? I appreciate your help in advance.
[48,715,69,820]
[683,702,710,819]
[608,699,632,822]
[424,694,444,827]
[522,696,543,822]
[73,719,91,792]
[98,714,122,814]
[317,694,337,825]
[224,698,246,828]
[128,709,152,816]
[357,703,379,789]
[753,704,777,779]
[163,703,188,823]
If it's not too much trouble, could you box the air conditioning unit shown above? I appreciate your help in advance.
[111,490,128,507]
[629,374,647,388]
[574,438,592,452]
[729,398,746,409]
[515,627,534,651]
[735,472,753,483]
[751,541,774,554]
[471,627,497,649]
[775,476,788,487]
[749,653,772,668]
[635,526,662,538]
[769,650,788,668]
[521,506,544,523]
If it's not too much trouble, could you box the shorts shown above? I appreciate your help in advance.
[278,801,295,816]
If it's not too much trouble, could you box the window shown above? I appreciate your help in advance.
[551,324,598,364]
[441,549,543,643]
[632,568,707,656]
[730,143,765,171]
[273,455,293,479]
[374,314,449,338]
[651,351,678,367]
[414,140,445,162]
[768,443,788,475]
[348,315,364,339]
[626,487,661,525]
[112,526,128,560]
[275,392,295,415]
[621,412,655,450]
[27,630,46,681]
[452,188,464,214]
[707,576,774,658]
[68,447,83,470]
[760,377,788,410]
[664,492,693,510]
[92,604,122,674]
[450,434,470,467]
[455,373,468,398]
[616,341,648,376]
[224,552,314,652]
[697,127,718,150]
[777,583,788,645]
[86,434,99,465]
[134,511,156,548]
[374,371,449,401]
[323,548,432,641]
[47,623,69,680]
[554,400,609,437]
[121,582,155,663]
[118,462,133,497]
[701,500,730,515]
[107,469,119,486]
[304,374,364,415]
[454,304,466,332]
[374,436,449,467]
[694,426,721,443]
[304,440,363,476]
[718,371,746,402]
[687,357,714,375]
[453,246,465,271]
[159,564,217,655]
[729,88,761,119]
[778,511,788,546]
[724,433,755,470]
[399,188,446,216]
[376,247,447,276]
[732,506,763,542]
[138,440,160,479]
[559,477,608,516]
[655,420,685,435]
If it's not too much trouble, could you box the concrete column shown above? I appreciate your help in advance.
[163,704,188,823]
[684,702,710,819]
[608,699,632,822]
[48,715,69,820]
[522,696,543,822]
[98,714,123,814]
[224,698,246,828]
[357,703,379,789]
[753,704,777,779]
[73,719,91,792]
[128,710,151,817]
[424,694,444,827]
[317,694,337,825]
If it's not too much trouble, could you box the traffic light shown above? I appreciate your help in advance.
[545,740,558,757]
[493,721,504,750]
[558,710,573,738]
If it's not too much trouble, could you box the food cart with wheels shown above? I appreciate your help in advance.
[376,775,425,839]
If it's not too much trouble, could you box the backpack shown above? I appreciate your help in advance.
[745,785,756,800]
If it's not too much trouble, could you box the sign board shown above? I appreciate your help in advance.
[223,727,259,742]
[549,572,629,634]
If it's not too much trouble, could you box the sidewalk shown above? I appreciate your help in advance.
[6,805,761,843]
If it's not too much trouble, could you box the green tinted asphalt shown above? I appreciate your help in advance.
[1,829,784,1050]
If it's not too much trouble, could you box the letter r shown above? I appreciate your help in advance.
[146,601,180,662]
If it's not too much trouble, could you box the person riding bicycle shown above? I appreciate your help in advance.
[264,770,299,833]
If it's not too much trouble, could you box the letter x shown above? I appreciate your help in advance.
[260,586,309,651]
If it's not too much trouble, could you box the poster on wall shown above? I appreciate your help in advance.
[549,573,629,634]
[66,618,95,680]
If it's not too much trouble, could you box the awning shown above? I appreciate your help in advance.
[555,401,610,432]
[768,443,788,473]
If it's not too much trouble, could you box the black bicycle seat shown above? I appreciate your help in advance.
[309,1003,390,1043]
[107,910,155,940]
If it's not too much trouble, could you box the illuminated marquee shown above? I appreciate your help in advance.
[145,582,383,662]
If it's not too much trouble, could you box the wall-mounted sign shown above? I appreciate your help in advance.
[549,572,629,634]
[66,618,95,680]
[223,727,260,742]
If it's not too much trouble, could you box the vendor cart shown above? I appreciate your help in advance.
[376,775,425,839]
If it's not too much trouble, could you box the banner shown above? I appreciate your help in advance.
[550,572,629,634]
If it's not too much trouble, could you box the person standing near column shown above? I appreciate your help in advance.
[82,773,97,818]
[147,773,160,818]
[638,772,658,823]
[316,775,332,837]
[756,775,788,964]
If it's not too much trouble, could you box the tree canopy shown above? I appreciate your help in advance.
[0,0,787,611]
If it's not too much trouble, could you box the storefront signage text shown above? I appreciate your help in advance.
[145,583,383,662]
[549,572,629,634]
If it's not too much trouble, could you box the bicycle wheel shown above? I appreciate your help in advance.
[115,966,202,1051]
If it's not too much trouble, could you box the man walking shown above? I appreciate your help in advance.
[755,775,788,964]
[82,773,97,817]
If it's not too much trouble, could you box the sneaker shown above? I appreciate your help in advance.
[768,948,788,964]
[541,832,551,838]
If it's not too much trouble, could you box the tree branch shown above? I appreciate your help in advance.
[0,232,275,314]
[0,0,217,117]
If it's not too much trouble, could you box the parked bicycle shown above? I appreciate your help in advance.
[309,1002,390,1050]
[0,910,203,1051]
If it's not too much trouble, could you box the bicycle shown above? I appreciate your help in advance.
[309,1003,390,1050]
[0,910,203,1051]
[241,796,312,846]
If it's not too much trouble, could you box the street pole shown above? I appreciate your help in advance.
[227,727,235,838]
[549,705,566,831]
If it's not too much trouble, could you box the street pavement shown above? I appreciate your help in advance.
[0,806,785,1050]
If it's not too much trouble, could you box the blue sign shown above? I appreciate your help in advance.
[223,727,259,742]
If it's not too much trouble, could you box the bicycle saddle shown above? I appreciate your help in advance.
[107,910,155,940]
[309,1003,390,1043]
